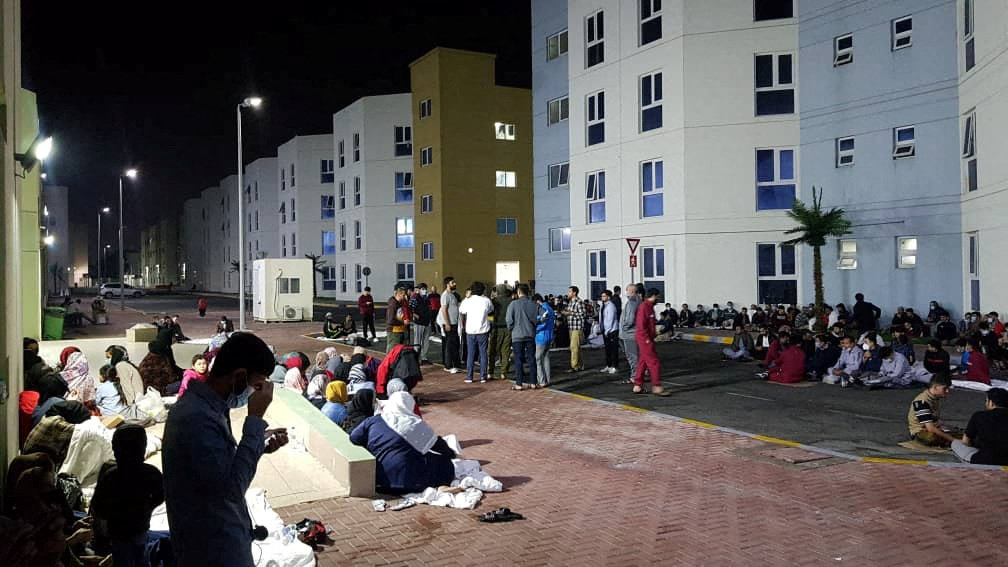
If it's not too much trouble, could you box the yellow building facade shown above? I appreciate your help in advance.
[409,48,534,290]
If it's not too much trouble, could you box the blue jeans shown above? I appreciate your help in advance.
[466,332,489,380]
[512,339,536,387]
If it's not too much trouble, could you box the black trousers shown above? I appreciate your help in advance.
[442,329,461,369]
[362,314,376,338]
[604,331,620,368]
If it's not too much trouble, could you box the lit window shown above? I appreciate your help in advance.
[549,227,571,252]
[548,96,569,126]
[421,146,433,166]
[640,71,662,132]
[396,217,414,248]
[897,236,917,268]
[394,126,412,156]
[495,170,517,188]
[548,162,569,189]
[586,10,604,68]
[756,148,796,210]
[834,34,853,66]
[422,241,434,260]
[419,98,432,119]
[496,218,518,235]
[755,53,794,115]
[837,239,857,270]
[547,29,568,60]
[892,16,912,50]
[322,230,336,255]
[893,126,916,159]
[640,0,662,45]
[586,170,606,224]
[494,122,516,141]
[836,136,855,167]
[587,91,605,145]
[395,172,414,202]
[641,159,664,218]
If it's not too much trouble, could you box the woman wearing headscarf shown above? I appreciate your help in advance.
[349,391,455,494]
[305,352,332,408]
[58,346,80,370]
[60,351,96,410]
[105,345,144,408]
[138,338,182,395]
[382,379,422,417]
[321,381,349,424]
[283,356,307,394]
[341,389,375,434]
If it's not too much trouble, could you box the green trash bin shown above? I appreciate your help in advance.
[43,307,66,340]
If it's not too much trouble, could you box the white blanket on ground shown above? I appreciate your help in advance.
[952,378,1008,392]
[149,488,315,567]
[59,417,162,488]
[400,435,503,510]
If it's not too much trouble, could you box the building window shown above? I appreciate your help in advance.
[897,236,917,268]
[892,16,912,50]
[754,0,793,21]
[355,264,363,293]
[290,163,296,187]
[339,223,346,251]
[496,218,518,235]
[420,194,433,213]
[353,133,360,162]
[254,182,259,201]
[394,126,412,156]
[338,182,346,209]
[964,0,975,72]
[756,148,796,210]
[354,220,362,249]
[837,239,857,269]
[354,177,361,206]
[640,71,663,131]
[395,172,414,202]
[549,162,570,189]
[757,243,797,304]
[967,232,979,310]
[396,262,415,286]
[587,91,605,145]
[419,98,432,119]
[893,126,916,159]
[494,122,516,141]
[278,277,301,294]
[396,217,414,248]
[547,29,568,60]
[339,264,347,293]
[290,198,296,222]
[834,34,853,66]
[321,195,335,219]
[254,210,259,230]
[495,170,517,188]
[640,0,662,45]
[586,170,606,224]
[641,159,664,218]
[549,227,571,252]
[281,234,286,257]
[963,110,977,192]
[279,202,286,224]
[421,146,432,166]
[290,233,296,256]
[338,140,345,168]
[280,168,286,191]
[421,241,434,260]
[642,246,665,297]
[755,53,794,115]
[548,96,569,125]
[322,230,336,255]
[588,250,607,300]
[836,136,855,167]
[586,10,604,67]
[320,159,335,184]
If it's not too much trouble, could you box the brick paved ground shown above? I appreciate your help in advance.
[273,342,1008,567]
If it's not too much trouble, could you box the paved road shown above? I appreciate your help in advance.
[115,293,365,323]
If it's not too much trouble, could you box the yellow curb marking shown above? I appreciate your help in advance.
[861,457,929,465]
[752,435,802,448]
[618,404,650,414]
[567,393,596,402]
[679,418,716,429]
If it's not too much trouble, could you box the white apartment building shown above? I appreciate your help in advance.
[179,198,202,288]
[958,0,1008,313]
[566,0,799,304]
[218,175,241,293]
[330,94,415,300]
[243,156,279,265]
[276,135,334,296]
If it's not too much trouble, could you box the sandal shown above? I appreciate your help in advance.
[632,385,643,394]
[478,507,524,523]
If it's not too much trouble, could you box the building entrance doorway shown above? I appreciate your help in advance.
[496,261,520,285]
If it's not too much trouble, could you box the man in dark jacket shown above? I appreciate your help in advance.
[852,292,882,332]
[408,283,434,363]
[506,284,540,389]
[358,287,376,341]
[489,284,513,380]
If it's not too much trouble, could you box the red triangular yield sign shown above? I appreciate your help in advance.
[626,238,640,254]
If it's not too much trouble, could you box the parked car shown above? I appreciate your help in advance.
[100,283,144,298]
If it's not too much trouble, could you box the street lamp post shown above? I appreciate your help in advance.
[97,207,109,283]
[119,169,138,311]
[237,96,262,331]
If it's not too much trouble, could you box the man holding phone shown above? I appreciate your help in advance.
[162,332,289,567]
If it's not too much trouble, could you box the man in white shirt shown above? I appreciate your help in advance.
[458,281,493,383]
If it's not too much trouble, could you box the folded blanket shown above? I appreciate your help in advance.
[401,455,503,510]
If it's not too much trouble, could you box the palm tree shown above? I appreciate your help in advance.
[782,186,852,317]
[304,252,327,299]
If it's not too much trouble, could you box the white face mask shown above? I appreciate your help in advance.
[420,290,428,297]
[227,385,255,409]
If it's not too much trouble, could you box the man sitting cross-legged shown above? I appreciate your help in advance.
[908,373,958,447]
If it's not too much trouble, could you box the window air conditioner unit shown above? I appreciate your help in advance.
[282,305,302,321]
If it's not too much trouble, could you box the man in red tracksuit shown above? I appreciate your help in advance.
[634,287,666,395]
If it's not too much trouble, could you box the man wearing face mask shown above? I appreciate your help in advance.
[409,283,434,363]
[162,332,289,567]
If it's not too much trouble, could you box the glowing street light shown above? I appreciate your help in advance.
[237,95,263,331]
[118,168,139,310]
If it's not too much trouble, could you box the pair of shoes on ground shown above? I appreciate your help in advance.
[599,367,617,374]
[512,384,539,391]
[463,378,488,384]
[478,507,523,523]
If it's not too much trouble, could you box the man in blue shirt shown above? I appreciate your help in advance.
[162,332,288,566]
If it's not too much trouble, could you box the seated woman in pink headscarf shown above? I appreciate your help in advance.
[59,349,96,413]
[283,356,308,394]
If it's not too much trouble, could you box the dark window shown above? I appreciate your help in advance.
[758,244,776,277]
[754,0,793,22]
[756,90,795,116]
[780,245,796,275]
[758,280,797,305]
[965,38,975,71]
[755,55,774,87]
[967,159,978,191]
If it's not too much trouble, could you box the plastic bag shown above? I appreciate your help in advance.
[134,387,168,422]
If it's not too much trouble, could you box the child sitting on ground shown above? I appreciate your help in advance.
[91,424,164,567]
[177,354,208,398]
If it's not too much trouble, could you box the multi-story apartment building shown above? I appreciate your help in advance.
[958,0,1008,313]
[179,198,203,288]
[330,94,415,299]
[276,135,334,296]
[218,175,241,293]
[565,1,798,304]
[197,184,224,292]
[532,0,572,294]
[140,218,179,286]
[800,0,963,316]
[243,156,279,265]
[410,47,534,289]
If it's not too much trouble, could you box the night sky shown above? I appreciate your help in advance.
[22,1,532,242]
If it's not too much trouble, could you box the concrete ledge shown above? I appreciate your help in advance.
[271,388,375,497]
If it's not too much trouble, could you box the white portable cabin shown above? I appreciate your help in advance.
[252,258,314,322]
